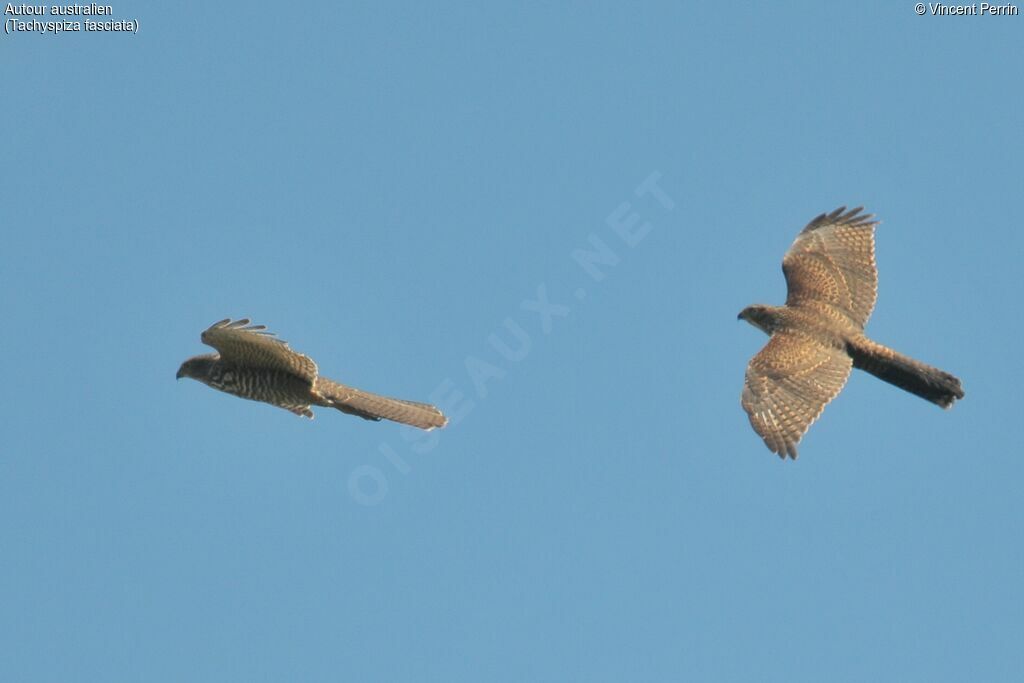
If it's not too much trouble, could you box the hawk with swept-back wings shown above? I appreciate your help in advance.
[177,319,447,430]
[738,207,964,459]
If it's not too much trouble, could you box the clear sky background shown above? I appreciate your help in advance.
[2,2,1021,681]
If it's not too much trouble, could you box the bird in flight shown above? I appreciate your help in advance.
[738,206,964,459]
[177,319,448,430]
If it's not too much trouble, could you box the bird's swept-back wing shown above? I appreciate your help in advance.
[783,206,879,329]
[315,378,448,430]
[741,332,853,459]
[200,318,318,383]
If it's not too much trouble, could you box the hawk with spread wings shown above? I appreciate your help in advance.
[177,319,448,430]
[738,207,964,459]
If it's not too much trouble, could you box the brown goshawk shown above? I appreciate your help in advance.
[177,319,447,430]
[738,207,964,459]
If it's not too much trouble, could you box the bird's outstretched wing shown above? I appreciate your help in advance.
[741,332,853,459]
[200,318,319,382]
[315,377,448,430]
[783,206,879,329]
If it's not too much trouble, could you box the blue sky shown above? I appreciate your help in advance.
[2,2,1021,681]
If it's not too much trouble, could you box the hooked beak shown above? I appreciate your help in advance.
[176,366,185,380]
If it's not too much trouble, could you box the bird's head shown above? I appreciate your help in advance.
[176,355,217,381]
[737,304,780,335]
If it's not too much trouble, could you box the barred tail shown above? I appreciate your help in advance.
[847,337,964,408]
[314,377,448,430]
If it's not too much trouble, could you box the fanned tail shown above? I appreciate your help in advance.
[848,337,964,408]
[315,377,448,430]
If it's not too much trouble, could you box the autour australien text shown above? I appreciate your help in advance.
[5,3,111,14]
[4,3,139,33]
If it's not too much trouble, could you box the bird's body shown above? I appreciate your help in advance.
[177,319,447,430]
[739,207,964,459]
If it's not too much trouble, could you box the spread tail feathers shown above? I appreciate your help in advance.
[848,338,965,408]
[314,378,448,430]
